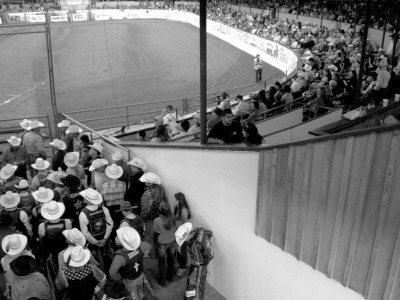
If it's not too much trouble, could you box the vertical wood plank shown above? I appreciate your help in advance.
[312,140,333,270]
[343,133,377,286]
[383,226,400,300]
[364,133,400,298]
[295,143,313,261]
[327,136,354,278]
[284,145,295,252]
[255,151,265,236]
[265,149,278,242]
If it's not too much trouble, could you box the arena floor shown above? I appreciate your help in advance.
[0,19,283,127]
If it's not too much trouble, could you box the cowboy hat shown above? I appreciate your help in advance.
[105,164,123,180]
[89,158,108,172]
[47,171,66,185]
[0,164,18,180]
[139,172,161,185]
[64,245,90,267]
[116,201,138,212]
[31,158,50,170]
[65,125,83,134]
[111,150,125,161]
[62,228,86,247]
[41,200,65,221]
[57,120,70,128]
[116,227,141,251]
[2,234,28,256]
[304,64,312,71]
[175,222,193,246]
[64,152,80,168]
[60,175,81,189]
[327,65,338,72]
[79,188,103,205]
[49,139,66,151]
[14,179,29,189]
[7,136,21,147]
[0,191,21,209]
[10,255,38,276]
[32,187,54,203]
[20,119,31,130]
[26,120,44,131]
[127,157,147,171]
[88,143,103,154]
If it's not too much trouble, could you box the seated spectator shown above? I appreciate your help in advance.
[232,95,250,119]
[243,122,264,145]
[151,124,170,143]
[207,107,223,130]
[137,130,147,141]
[207,109,244,144]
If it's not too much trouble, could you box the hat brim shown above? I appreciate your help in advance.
[105,168,123,180]
[80,191,103,205]
[117,228,141,251]
[2,234,28,256]
[50,141,67,151]
[116,205,138,212]
[7,139,21,146]
[62,230,86,247]
[88,144,103,153]
[65,128,83,134]
[27,122,44,131]
[20,123,30,129]
[176,222,193,246]
[32,190,54,203]
[31,161,50,170]
[0,194,21,209]
[64,159,79,168]
[41,202,65,221]
[0,166,18,180]
[64,247,91,267]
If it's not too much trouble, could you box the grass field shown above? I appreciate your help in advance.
[0,19,283,129]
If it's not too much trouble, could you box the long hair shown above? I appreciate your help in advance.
[160,202,176,230]
[173,192,191,220]
[243,122,264,145]
[153,124,170,142]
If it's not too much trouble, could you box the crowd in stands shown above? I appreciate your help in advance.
[0,119,214,299]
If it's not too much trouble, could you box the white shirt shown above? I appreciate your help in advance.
[254,57,262,70]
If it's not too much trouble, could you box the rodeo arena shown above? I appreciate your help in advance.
[0,0,400,299]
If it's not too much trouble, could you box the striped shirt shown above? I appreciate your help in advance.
[23,131,46,158]
[101,179,126,207]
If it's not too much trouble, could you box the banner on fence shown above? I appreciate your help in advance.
[72,11,88,22]
[7,12,26,22]
[50,14,68,22]
[26,12,46,23]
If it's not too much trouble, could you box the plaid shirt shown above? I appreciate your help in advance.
[101,179,126,207]
[23,131,46,158]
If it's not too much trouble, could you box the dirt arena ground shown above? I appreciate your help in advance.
[0,19,283,129]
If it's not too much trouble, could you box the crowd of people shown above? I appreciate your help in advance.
[0,119,214,299]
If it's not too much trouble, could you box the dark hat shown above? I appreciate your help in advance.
[104,281,127,299]
[10,255,38,276]
[60,175,81,189]
[116,201,138,212]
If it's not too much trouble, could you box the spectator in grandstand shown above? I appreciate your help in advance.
[49,138,67,172]
[23,121,47,176]
[172,119,191,139]
[57,119,71,139]
[47,170,68,201]
[126,157,147,214]
[254,54,263,83]
[61,175,85,228]
[243,122,264,145]
[1,136,29,180]
[232,95,250,119]
[111,150,133,186]
[373,58,391,106]
[207,107,223,130]
[188,113,201,135]
[151,124,170,143]
[64,125,83,152]
[89,158,109,193]
[207,109,244,144]
[282,85,294,110]
[30,158,52,191]
[137,130,147,141]
[218,92,231,110]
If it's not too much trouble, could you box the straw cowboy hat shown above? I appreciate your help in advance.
[57,120,70,128]
[175,222,193,246]
[105,164,123,180]
[32,187,54,203]
[31,158,50,170]
[41,200,65,221]
[64,152,80,168]
[89,158,108,171]
[14,179,29,190]
[49,139,67,151]
[7,136,21,147]
[88,143,103,154]
[65,125,83,134]
[139,172,161,185]
[0,191,21,209]
[0,164,18,180]
[20,119,31,130]
[62,228,86,247]
[27,120,44,131]
[47,171,66,185]
[2,234,28,256]
[127,157,147,171]
[116,227,141,251]
[111,150,125,161]
[64,245,91,268]
[116,201,138,213]
[79,188,103,205]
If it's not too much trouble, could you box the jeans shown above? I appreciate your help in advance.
[185,264,208,300]
[157,241,177,285]
[255,68,262,83]
[177,241,188,269]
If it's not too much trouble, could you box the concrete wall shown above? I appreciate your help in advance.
[102,142,364,300]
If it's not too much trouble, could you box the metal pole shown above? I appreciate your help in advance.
[320,0,323,28]
[381,1,388,48]
[200,0,207,145]
[355,0,370,107]
[392,4,400,67]
[353,3,358,35]
[297,0,299,19]
[45,14,59,138]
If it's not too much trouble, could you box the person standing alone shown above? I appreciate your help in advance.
[254,54,263,83]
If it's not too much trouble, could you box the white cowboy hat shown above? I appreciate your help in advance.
[127,157,147,171]
[64,152,80,168]
[26,120,44,131]
[65,125,83,134]
[41,200,65,221]
[304,64,312,71]
[0,164,18,180]
[47,171,66,185]
[88,143,103,154]
[31,158,50,170]
[139,172,161,185]
[2,234,28,256]
[7,136,21,147]
[89,158,108,172]
[327,65,338,72]
[32,187,54,203]
[111,150,125,161]
[79,188,103,205]
[57,120,70,128]
[175,222,193,246]
[62,228,86,247]
[20,119,31,130]
[116,227,141,251]
[393,64,400,73]
[49,139,67,151]
[105,164,123,180]
[0,191,21,209]
[14,179,29,189]
[64,245,90,267]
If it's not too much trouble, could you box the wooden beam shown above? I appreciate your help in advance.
[284,145,295,252]
[383,226,400,300]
